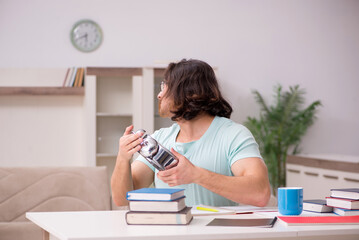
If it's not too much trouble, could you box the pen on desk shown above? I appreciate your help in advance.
[196,206,219,212]
[235,211,253,214]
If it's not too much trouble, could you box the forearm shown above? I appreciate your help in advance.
[111,125,144,206]
[111,155,134,206]
[157,150,271,207]
[195,167,271,207]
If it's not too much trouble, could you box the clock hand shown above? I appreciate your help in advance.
[75,33,88,41]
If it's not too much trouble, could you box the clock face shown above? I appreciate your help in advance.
[70,19,103,52]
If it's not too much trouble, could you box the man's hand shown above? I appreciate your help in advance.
[157,148,200,186]
[118,125,143,162]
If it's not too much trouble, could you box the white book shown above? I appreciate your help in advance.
[303,199,333,213]
[330,188,359,200]
[326,197,359,210]
[69,67,77,87]
[129,197,186,212]
[64,67,74,87]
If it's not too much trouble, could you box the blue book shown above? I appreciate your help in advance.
[333,207,359,216]
[126,188,185,201]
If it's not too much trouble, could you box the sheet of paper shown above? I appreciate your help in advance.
[220,205,278,213]
[191,205,236,216]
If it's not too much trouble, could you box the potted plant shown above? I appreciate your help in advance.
[244,85,321,196]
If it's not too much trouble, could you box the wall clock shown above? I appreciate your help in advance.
[70,19,103,52]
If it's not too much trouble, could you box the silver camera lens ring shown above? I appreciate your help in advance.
[132,129,177,171]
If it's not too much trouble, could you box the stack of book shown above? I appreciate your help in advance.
[303,188,359,216]
[125,188,193,225]
[326,188,359,216]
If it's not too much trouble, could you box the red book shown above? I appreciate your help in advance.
[326,197,359,210]
[278,215,359,226]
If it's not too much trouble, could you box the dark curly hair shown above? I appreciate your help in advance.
[163,59,232,121]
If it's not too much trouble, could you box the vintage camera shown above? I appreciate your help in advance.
[132,129,177,171]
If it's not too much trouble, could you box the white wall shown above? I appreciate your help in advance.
[0,0,358,165]
[0,95,85,166]
[0,69,87,166]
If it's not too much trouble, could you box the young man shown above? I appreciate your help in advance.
[111,59,271,207]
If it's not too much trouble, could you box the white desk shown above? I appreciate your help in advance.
[26,210,359,240]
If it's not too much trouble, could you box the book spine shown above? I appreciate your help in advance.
[80,68,86,87]
[62,68,70,87]
[65,68,74,87]
[74,68,80,87]
[69,67,77,87]
[78,68,84,87]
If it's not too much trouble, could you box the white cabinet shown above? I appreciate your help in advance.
[286,155,359,199]
[85,67,171,179]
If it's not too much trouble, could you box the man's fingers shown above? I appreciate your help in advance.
[170,148,181,160]
[157,168,175,178]
[124,125,134,135]
[165,160,177,170]
[128,145,141,155]
[129,138,143,150]
[171,148,179,155]
[122,133,142,147]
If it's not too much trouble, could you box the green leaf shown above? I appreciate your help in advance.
[244,84,321,195]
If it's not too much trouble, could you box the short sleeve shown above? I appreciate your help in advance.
[135,154,155,172]
[227,125,262,166]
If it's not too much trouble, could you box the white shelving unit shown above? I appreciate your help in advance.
[0,67,173,175]
[85,67,169,180]
[96,76,133,158]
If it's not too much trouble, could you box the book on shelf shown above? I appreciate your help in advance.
[334,207,359,216]
[278,215,359,226]
[330,188,359,200]
[80,67,85,86]
[69,67,77,87]
[303,199,333,213]
[63,67,72,87]
[126,206,193,225]
[74,68,81,87]
[129,197,186,212]
[67,67,75,87]
[78,68,83,87]
[75,68,84,87]
[62,68,70,87]
[126,188,185,201]
[72,67,79,87]
[326,197,359,210]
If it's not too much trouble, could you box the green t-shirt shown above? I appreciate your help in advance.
[135,116,262,206]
